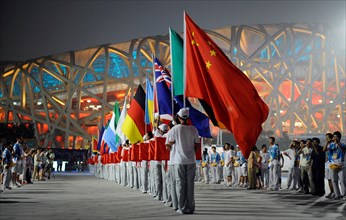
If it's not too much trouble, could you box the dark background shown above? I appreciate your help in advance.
[1,0,345,62]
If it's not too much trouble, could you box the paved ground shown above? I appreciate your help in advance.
[0,172,345,220]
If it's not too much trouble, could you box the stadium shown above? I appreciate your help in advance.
[0,23,345,149]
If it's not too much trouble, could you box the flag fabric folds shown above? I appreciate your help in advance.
[170,28,224,129]
[169,28,212,137]
[122,85,146,144]
[184,13,269,158]
[154,57,175,116]
[174,95,212,138]
[154,56,211,137]
[92,137,98,153]
[115,97,128,145]
[169,28,184,96]
[145,77,154,126]
[97,125,105,152]
[103,101,121,152]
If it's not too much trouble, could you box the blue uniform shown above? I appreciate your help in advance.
[329,142,346,164]
[328,142,346,198]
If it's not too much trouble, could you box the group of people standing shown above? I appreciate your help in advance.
[90,108,200,214]
[199,131,345,200]
[1,137,55,192]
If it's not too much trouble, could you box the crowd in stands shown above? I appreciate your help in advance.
[0,137,55,193]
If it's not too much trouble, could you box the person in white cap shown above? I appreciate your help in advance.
[166,108,200,214]
[159,123,170,205]
[153,123,169,201]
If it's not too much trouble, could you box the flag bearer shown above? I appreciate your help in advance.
[166,108,200,214]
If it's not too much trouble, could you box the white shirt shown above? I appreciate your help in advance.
[166,129,176,165]
[300,147,313,167]
[260,151,270,169]
[224,150,233,167]
[284,148,296,168]
[165,124,199,165]
[34,153,42,166]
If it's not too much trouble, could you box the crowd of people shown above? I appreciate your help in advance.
[0,137,55,193]
[88,108,345,216]
[200,132,345,201]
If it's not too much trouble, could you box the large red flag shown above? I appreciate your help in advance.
[184,13,269,158]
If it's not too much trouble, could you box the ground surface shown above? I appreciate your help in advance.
[0,172,345,220]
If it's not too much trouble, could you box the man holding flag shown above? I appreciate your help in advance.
[166,108,200,214]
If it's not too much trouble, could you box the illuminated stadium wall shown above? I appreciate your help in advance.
[0,23,345,149]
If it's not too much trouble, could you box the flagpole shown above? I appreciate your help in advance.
[151,54,158,130]
[144,78,148,135]
[183,11,187,108]
[169,27,175,118]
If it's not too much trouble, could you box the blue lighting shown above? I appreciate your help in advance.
[59,64,68,76]
[84,72,96,83]
[13,72,22,96]
[74,72,81,84]
[259,48,269,59]
[233,47,238,55]
[42,72,64,91]
[92,55,106,73]
[29,66,41,93]
[109,53,130,78]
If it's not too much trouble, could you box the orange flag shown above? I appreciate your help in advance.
[184,13,269,158]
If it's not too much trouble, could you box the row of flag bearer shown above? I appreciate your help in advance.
[89,108,200,214]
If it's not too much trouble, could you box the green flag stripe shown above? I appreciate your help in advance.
[170,28,184,96]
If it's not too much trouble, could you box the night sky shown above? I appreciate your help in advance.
[0,0,345,61]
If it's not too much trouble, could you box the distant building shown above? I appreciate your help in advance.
[0,23,344,148]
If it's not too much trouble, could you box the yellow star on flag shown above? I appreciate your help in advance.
[210,50,216,56]
[191,39,199,46]
[206,60,212,70]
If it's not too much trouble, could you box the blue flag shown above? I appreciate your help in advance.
[145,77,154,125]
[174,95,212,138]
[153,57,211,137]
[154,57,175,115]
[97,125,105,152]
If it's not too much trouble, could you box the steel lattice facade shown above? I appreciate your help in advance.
[0,23,345,149]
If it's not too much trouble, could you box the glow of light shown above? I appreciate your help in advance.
[13,102,17,105]
[96,105,101,108]
[337,114,340,118]
[330,100,334,104]
[306,98,309,101]
[87,100,91,103]
[3,70,14,77]
[279,110,284,114]
[318,100,322,103]
[288,98,291,101]
[52,96,65,106]
[274,113,277,116]
[37,101,42,105]
[294,122,302,127]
